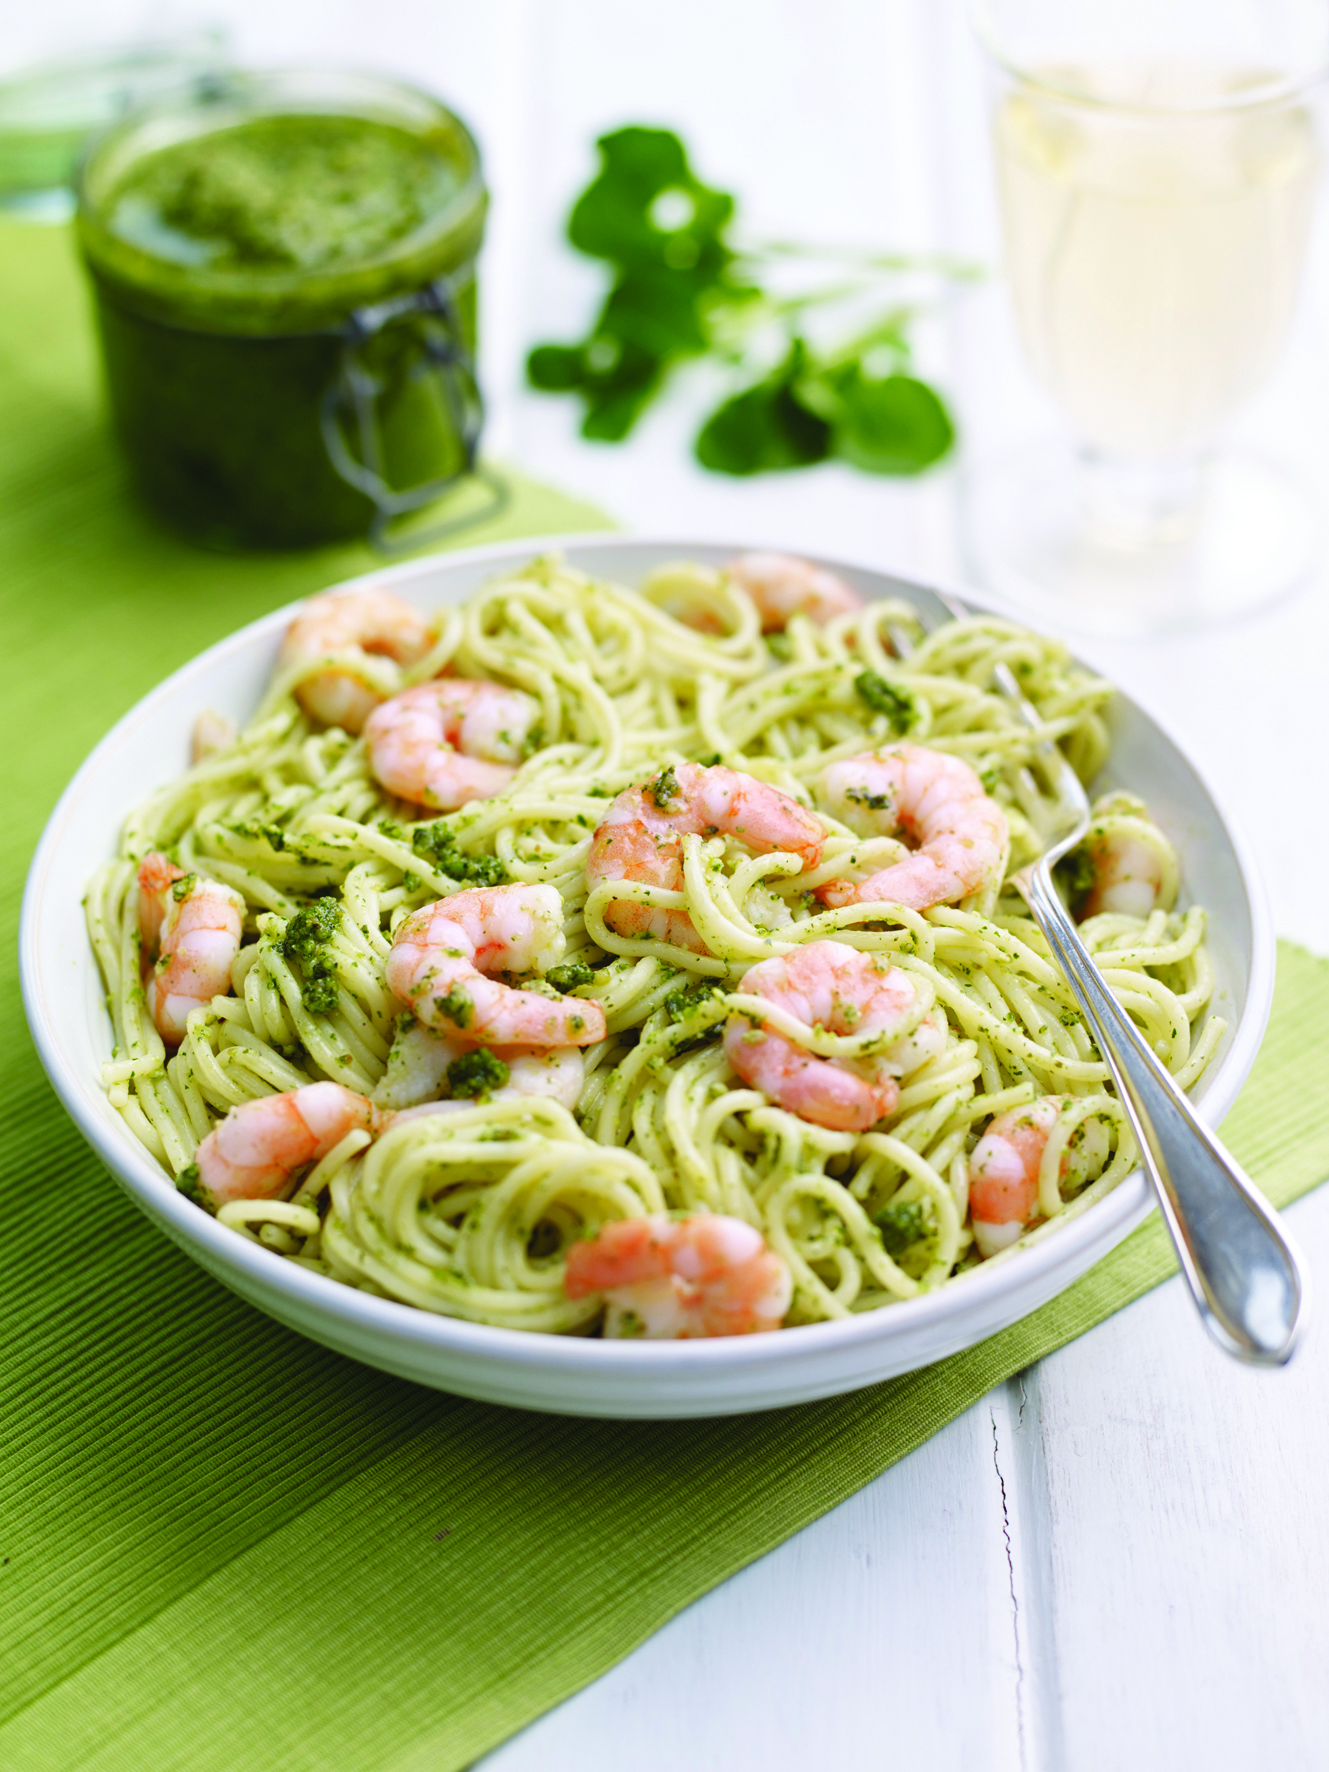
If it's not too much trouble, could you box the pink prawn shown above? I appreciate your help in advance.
[968,1095,1110,1258]
[725,940,945,1132]
[137,852,244,1045]
[727,552,864,630]
[386,883,607,1046]
[194,1081,384,1204]
[564,1212,792,1338]
[279,587,435,733]
[364,679,540,811]
[818,743,1008,911]
[586,762,825,955]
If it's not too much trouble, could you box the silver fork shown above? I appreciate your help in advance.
[893,591,1306,1365]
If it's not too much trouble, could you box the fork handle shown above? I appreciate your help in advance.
[1018,860,1306,1364]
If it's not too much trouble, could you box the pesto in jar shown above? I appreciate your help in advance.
[105,116,463,278]
[77,74,488,548]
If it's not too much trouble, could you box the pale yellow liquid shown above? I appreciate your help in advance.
[994,66,1318,455]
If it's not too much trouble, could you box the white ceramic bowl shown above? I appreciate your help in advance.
[20,536,1274,1418]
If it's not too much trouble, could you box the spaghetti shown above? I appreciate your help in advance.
[86,554,1223,1333]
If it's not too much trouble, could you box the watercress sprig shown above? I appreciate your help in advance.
[526,125,978,478]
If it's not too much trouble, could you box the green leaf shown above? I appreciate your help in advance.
[525,126,745,442]
[599,271,712,357]
[824,368,955,475]
[579,363,663,441]
[530,333,665,441]
[526,345,586,391]
[569,126,735,282]
[694,344,831,476]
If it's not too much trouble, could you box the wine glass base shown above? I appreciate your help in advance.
[961,444,1318,640]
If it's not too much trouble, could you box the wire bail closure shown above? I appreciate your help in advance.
[320,274,507,554]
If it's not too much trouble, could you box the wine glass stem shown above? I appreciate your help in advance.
[1078,448,1209,551]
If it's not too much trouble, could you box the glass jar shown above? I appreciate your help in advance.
[76,69,489,549]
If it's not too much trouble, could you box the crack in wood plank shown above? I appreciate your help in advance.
[992,1370,1075,1772]
[990,1399,1028,1769]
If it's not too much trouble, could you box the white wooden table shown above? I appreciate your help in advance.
[11,2,1329,1763]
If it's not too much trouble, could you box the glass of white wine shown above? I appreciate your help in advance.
[966,0,1328,636]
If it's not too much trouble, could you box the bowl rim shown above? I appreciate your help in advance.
[19,531,1276,1377]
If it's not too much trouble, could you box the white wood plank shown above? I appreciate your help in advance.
[481,1397,1023,1772]
[1004,1187,1329,1771]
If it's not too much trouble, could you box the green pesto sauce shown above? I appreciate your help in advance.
[105,115,462,276]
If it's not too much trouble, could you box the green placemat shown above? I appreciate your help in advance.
[3,222,1328,1771]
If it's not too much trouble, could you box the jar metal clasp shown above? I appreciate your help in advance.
[320,274,508,554]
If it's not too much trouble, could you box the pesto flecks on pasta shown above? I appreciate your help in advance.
[86,551,1223,1338]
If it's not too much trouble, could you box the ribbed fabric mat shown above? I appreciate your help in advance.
[4,221,1328,1772]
